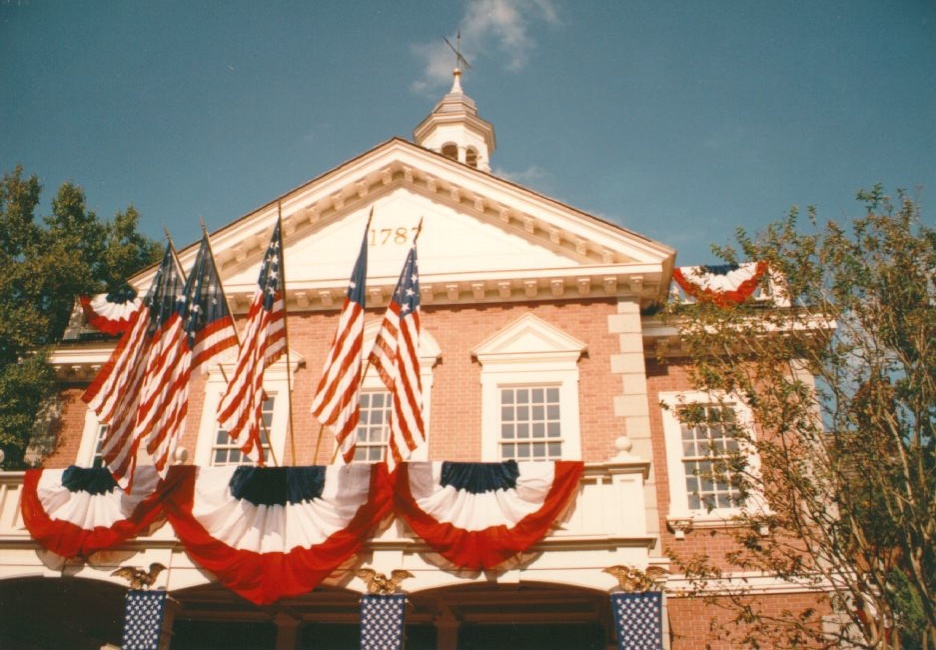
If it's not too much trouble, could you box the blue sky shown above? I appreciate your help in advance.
[2,1,933,265]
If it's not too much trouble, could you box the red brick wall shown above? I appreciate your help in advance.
[42,387,89,468]
[667,591,831,648]
[48,297,625,467]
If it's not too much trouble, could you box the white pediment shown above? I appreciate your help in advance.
[137,139,675,309]
[472,313,586,365]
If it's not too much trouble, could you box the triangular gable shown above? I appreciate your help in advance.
[136,138,675,308]
[472,313,586,365]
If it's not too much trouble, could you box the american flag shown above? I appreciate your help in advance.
[83,244,182,490]
[360,594,407,650]
[310,222,368,463]
[217,220,287,464]
[135,244,189,479]
[141,235,239,477]
[610,592,664,650]
[368,244,425,469]
[121,589,169,650]
[184,233,239,375]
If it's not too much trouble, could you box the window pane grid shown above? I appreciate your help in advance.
[354,391,391,462]
[211,396,275,466]
[680,404,744,510]
[92,424,108,468]
[499,386,562,461]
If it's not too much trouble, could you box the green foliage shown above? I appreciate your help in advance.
[0,166,161,468]
[665,186,936,648]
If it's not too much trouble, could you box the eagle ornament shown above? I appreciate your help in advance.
[356,568,415,595]
[111,562,167,590]
[603,565,668,592]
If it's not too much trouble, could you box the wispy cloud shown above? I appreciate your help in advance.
[493,164,554,194]
[411,0,559,94]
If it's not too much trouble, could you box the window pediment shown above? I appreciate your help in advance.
[472,313,586,367]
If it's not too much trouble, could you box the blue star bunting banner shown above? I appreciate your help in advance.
[360,594,407,650]
[121,589,169,650]
[610,591,664,650]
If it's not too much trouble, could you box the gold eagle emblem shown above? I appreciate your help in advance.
[603,565,668,592]
[356,568,415,595]
[110,562,167,590]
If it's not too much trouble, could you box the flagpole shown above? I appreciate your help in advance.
[200,220,280,468]
[315,208,375,465]
[276,203,299,466]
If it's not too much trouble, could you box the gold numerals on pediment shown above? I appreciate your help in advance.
[369,227,420,247]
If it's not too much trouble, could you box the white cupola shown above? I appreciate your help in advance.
[413,68,496,172]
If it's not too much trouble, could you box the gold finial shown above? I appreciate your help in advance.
[444,29,471,92]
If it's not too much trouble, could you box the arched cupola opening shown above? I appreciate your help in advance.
[412,68,496,173]
[441,143,459,162]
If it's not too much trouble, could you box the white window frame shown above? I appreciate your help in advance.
[193,351,302,467]
[660,390,762,528]
[345,320,440,463]
[353,389,394,463]
[207,394,277,466]
[76,410,108,468]
[473,313,586,462]
[497,384,565,462]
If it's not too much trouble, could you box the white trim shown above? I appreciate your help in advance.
[76,409,106,468]
[193,351,302,467]
[474,314,586,461]
[356,320,440,463]
[660,390,761,525]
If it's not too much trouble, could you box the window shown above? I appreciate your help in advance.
[499,386,563,461]
[354,390,392,462]
[678,403,745,511]
[347,323,440,463]
[441,143,458,161]
[193,352,302,467]
[77,410,110,468]
[465,147,478,168]
[91,424,108,468]
[474,314,586,461]
[210,396,275,466]
[661,391,758,525]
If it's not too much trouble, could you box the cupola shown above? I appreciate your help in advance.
[413,68,496,172]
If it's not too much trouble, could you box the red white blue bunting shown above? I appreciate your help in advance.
[21,466,165,558]
[79,291,143,336]
[391,460,584,570]
[673,261,768,306]
[161,464,392,605]
[22,460,585,600]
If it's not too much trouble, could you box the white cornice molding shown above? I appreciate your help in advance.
[134,140,674,307]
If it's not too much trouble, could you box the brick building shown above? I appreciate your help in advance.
[0,71,825,649]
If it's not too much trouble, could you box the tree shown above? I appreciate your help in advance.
[664,186,935,648]
[0,166,161,468]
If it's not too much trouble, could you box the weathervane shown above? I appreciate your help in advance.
[443,29,472,73]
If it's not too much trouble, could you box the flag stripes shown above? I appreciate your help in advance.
[368,245,425,468]
[185,235,239,375]
[83,234,239,488]
[84,245,183,489]
[218,220,287,463]
[311,222,368,463]
[137,312,190,475]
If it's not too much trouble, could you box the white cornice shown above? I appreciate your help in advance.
[131,139,675,311]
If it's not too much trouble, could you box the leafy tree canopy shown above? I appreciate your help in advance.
[665,186,935,649]
[0,166,161,468]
